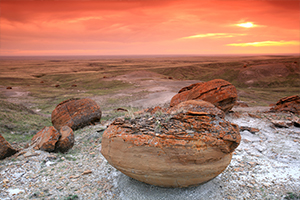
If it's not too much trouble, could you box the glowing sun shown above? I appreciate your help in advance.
[236,22,255,28]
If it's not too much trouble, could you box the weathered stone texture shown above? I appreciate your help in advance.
[55,126,74,153]
[0,134,18,160]
[101,100,240,187]
[31,126,61,152]
[51,98,102,131]
[170,79,238,112]
[270,95,300,114]
[31,126,74,153]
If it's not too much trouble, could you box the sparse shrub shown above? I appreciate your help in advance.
[63,194,79,200]
[284,192,300,200]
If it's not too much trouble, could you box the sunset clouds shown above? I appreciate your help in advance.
[0,0,299,56]
[227,41,300,47]
[181,33,247,39]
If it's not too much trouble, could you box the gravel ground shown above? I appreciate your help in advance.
[1,108,299,200]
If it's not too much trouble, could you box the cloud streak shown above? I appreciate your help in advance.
[227,40,300,47]
[181,33,246,39]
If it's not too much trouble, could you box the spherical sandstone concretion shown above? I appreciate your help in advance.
[170,79,238,112]
[51,98,102,131]
[101,100,241,187]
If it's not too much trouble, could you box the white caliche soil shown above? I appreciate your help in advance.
[92,70,200,108]
[0,71,299,200]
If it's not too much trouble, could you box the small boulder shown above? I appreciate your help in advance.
[55,126,74,153]
[51,98,102,131]
[31,126,61,152]
[293,117,300,127]
[170,79,238,112]
[271,120,292,128]
[0,134,18,160]
[270,95,300,114]
[240,126,260,134]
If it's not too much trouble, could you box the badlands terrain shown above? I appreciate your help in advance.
[0,55,299,199]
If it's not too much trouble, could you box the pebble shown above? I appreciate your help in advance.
[82,170,92,175]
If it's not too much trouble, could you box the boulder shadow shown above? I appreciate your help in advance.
[115,173,223,200]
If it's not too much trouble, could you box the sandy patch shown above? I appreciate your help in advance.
[0,86,30,98]
[100,70,200,108]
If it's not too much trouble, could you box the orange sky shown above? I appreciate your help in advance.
[0,0,299,56]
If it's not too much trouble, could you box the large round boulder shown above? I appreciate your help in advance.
[101,100,240,187]
[51,98,102,131]
[170,79,238,112]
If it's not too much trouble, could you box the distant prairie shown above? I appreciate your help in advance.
[0,54,299,140]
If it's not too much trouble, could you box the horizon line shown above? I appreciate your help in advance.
[0,53,299,58]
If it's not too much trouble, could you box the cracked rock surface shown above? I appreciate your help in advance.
[101,100,241,187]
[51,98,102,131]
[170,79,238,112]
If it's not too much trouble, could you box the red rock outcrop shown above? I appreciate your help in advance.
[51,98,102,131]
[170,79,238,112]
[270,95,300,114]
[55,126,74,153]
[101,100,240,188]
[31,126,74,153]
[31,126,61,152]
[0,134,18,160]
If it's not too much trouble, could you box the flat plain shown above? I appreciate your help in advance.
[0,54,299,141]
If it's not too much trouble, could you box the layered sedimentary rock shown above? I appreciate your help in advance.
[31,126,74,153]
[31,126,61,152]
[270,95,300,114]
[101,100,241,187]
[167,99,225,118]
[51,98,102,131]
[170,79,238,112]
[55,126,74,153]
[0,134,18,160]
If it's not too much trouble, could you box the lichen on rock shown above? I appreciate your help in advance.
[101,100,240,187]
[51,98,102,131]
[170,79,238,112]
